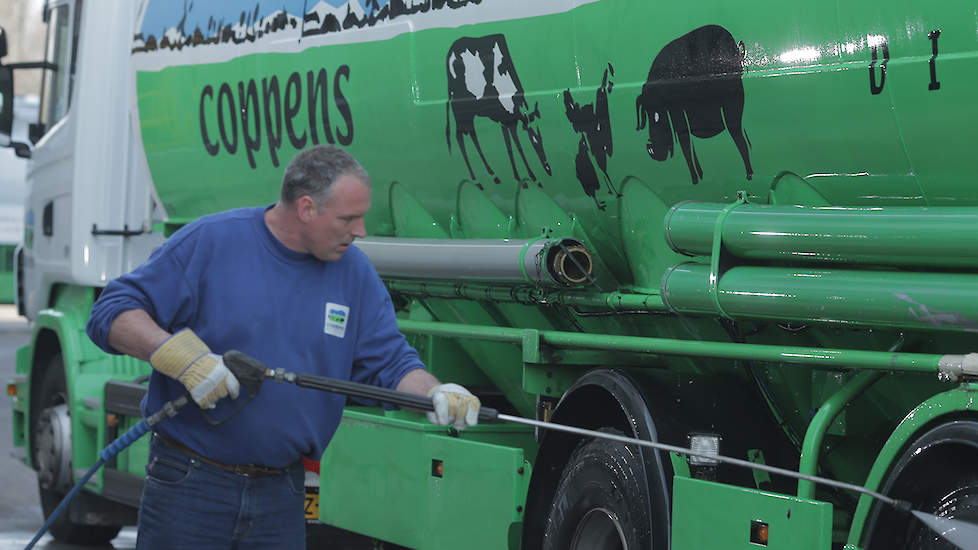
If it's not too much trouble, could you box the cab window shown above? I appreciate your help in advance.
[37,2,76,135]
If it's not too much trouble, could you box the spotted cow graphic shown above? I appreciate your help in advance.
[636,25,752,185]
[446,34,551,188]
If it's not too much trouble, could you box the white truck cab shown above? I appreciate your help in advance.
[0,1,163,321]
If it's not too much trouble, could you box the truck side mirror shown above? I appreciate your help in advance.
[0,65,13,146]
[0,26,11,145]
[0,26,27,158]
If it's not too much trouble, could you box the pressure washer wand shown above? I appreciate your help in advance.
[225,348,978,550]
[264,364,500,421]
[268,361,897,498]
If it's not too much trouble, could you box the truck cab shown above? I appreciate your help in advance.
[7,0,164,321]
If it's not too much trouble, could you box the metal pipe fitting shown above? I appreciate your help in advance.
[937,353,978,382]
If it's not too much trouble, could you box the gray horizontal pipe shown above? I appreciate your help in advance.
[356,236,592,287]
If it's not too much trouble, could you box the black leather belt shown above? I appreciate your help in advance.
[154,433,291,477]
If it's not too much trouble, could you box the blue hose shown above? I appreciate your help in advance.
[24,396,189,549]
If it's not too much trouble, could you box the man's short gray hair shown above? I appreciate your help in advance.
[281,145,371,207]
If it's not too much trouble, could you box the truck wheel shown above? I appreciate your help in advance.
[541,428,650,550]
[32,354,121,545]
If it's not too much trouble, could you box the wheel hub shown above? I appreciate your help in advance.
[569,507,627,550]
[34,403,72,491]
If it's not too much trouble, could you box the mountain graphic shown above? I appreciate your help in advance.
[133,0,482,53]
[303,0,367,35]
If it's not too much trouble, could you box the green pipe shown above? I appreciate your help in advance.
[396,319,946,373]
[661,262,978,332]
[399,319,525,344]
[385,280,667,312]
[665,202,978,268]
[797,370,883,499]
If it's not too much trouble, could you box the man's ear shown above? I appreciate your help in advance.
[296,195,318,222]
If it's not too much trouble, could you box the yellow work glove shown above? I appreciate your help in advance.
[426,383,480,430]
[149,328,240,409]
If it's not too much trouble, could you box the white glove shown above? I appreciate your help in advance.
[149,329,240,409]
[426,383,480,430]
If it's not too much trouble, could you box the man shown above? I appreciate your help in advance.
[86,145,480,549]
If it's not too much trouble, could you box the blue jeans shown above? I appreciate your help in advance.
[136,434,306,549]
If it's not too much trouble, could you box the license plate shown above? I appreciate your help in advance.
[304,488,320,520]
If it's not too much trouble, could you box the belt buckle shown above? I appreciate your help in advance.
[232,465,256,477]
[233,464,276,477]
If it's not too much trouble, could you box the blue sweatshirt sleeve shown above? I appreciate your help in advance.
[86,229,200,354]
[350,264,425,391]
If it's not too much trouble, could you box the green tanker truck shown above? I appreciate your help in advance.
[2,0,977,548]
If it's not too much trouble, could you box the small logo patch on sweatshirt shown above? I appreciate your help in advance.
[324,303,349,338]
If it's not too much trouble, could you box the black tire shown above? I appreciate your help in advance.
[542,428,651,550]
[33,354,122,545]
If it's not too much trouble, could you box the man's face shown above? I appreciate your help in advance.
[300,174,371,261]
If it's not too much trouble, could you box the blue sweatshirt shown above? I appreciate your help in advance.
[87,206,425,467]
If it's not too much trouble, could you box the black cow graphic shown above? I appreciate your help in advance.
[564,64,621,210]
[636,25,752,185]
[446,34,551,188]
